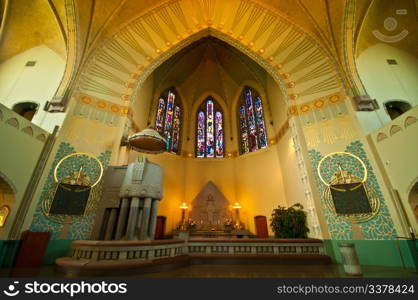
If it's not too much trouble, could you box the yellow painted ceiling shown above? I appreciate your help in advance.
[356,0,418,58]
[0,0,66,62]
[0,0,416,66]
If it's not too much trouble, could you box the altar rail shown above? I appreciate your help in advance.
[188,238,323,255]
[69,239,185,262]
[64,238,324,263]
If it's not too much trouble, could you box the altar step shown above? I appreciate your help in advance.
[57,254,331,276]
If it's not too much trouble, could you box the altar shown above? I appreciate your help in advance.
[176,181,252,238]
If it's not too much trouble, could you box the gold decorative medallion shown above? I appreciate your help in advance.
[43,152,104,224]
[317,152,379,223]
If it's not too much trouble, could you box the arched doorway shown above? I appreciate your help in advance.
[385,100,412,120]
[0,174,15,238]
[12,102,39,121]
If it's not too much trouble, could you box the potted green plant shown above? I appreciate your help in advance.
[270,203,309,238]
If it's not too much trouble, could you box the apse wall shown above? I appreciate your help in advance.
[0,45,66,133]
[128,147,287,235]
[356,43,418,133]
[266,75,325,238]
[233,145,287,233]
[130,73,154,130]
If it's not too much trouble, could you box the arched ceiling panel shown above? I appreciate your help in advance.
[356,0,418,58]
[0,0,66,62]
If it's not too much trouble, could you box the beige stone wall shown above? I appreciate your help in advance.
[0,45,66,133]
[356,43,418,134]
[369,105,418,232]
[0,103,49,238]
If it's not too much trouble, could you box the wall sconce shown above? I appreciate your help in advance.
[232,202,242,210]
[232,202,243,229]
[179,202,189,229]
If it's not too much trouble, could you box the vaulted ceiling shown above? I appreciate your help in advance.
[2,0,417,62]
[153,36,268,105]
[0,0,416,93]
[356,0,418,58]
[0,0,66,62]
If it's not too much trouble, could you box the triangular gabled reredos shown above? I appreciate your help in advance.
[189,181,231,225]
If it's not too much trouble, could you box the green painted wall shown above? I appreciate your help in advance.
[324,239,418,271]
[42,240,72,265]
[0,239,72,266]
[0,240,20,267]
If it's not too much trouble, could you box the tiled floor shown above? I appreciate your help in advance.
[1,264,416,278]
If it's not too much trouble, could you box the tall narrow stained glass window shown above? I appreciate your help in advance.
[239,87,267,154]
[196,97,224,158]
[154,89,182,154]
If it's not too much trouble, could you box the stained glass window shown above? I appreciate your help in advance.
[154,89,182,154]
[238,87,267,154]
[196,97,224,158]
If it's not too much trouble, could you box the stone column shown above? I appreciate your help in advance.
[114,198,130,240]
[139,197,152,240]
[148,200,159,240]
[104,208,118,240]
[135,198,144,238]
[125,197,140,240]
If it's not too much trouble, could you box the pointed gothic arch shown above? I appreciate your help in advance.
[76,0,346,111]
[153,87,183,154]
[195,96,225,158]
[237,86,268,154]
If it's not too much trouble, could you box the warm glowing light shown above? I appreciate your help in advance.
[180,202,189,210]
[0,205,10,228]
[232,202,242,209]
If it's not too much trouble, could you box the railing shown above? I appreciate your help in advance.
[67,238,324,263]
[187,238,323,255]
[0,102,50,143]
[370,105,418,143]
[70,239,186,262]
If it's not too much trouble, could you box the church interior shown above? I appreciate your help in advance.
[0,0,417,277]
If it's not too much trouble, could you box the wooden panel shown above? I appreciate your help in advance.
[155,216,166,240]
[254,215,269,238]
[14,231,51,267]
